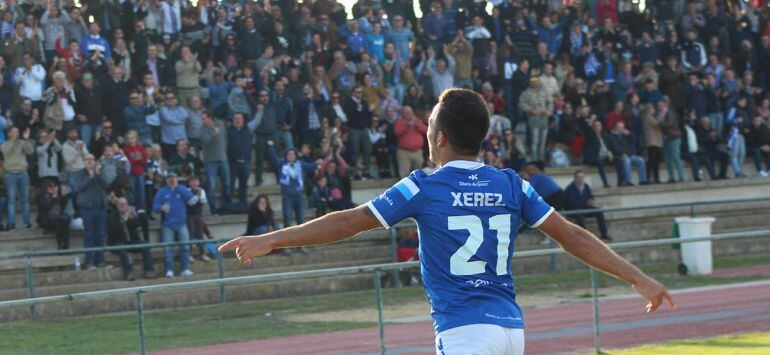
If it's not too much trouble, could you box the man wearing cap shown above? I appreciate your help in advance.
[519,76,554,162]
[152,172,197,278]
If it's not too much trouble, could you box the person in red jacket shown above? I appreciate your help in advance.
[54,38,85,78]
[123,131,148,210]
[605,101,628,131]
[595,0,618,25]
[394,105,428,177]
[481,82,506,115]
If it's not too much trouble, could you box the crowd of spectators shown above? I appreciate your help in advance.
[0,0,769,277]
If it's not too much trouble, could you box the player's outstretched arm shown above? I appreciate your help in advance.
[538,212,676,313]
[218,204,382,265]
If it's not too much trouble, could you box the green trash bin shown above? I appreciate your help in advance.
[671,221,680,250]
[671,221,689,275]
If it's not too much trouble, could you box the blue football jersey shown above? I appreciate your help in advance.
[367,160,554,334]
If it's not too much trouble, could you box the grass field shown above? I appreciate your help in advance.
[1,254,770,354]
[610,332,770,354]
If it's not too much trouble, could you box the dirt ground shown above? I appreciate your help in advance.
[282,285,632,323]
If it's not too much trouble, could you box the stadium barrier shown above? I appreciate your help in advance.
[3,228,770,354]
[20,196,770,311]
[21,238,233,316]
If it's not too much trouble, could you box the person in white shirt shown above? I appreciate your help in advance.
[420,47,455,101]
[42,71,77,133]
[486,102,512,140]
[160,0,184,35]
[465,15,491,40]
[14,53,46,106]
[330,92,347,123]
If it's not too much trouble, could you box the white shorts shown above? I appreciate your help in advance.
[435,324,525,355]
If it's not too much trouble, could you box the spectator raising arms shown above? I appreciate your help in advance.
[267,140,318,255]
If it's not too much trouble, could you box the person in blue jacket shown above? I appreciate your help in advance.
[523,161,564,211]
[267,140,319,254]
[152,172,199,277]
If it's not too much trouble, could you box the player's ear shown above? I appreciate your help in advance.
[436,130,449,148]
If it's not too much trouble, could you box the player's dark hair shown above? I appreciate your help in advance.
[434,88,489,156]
[525,161,545,171]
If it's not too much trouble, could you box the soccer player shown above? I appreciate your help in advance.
[220,89,675,354]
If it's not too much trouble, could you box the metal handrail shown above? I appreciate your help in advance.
[559,196,770,217]
[23,238,232,258]
[4,228,768,309]
[1,229,769,355]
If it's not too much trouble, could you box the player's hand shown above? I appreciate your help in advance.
[632,276,676,313]
[218,236,274,265]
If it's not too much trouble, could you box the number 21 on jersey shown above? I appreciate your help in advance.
[449,214,512,276]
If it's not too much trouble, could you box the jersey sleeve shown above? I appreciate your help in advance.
[515,173,555,228]
[366,174,423,229]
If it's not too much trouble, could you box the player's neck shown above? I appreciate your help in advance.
[438,154,480,168]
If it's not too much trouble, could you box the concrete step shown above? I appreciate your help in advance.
[547,161,764,188]
[0,243,393,291]
[0,227,394,273]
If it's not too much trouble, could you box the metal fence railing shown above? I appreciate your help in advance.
[21,238,232,316]
[2,228,769,355]
[16,196,770,316]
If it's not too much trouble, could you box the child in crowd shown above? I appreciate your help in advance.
[186,176,211,261]
[310,175,331,217]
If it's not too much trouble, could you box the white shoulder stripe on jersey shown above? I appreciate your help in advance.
[400,177,420,196]
[530,207,555,228]
[366,201,391,229]
[521,180,534,198]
